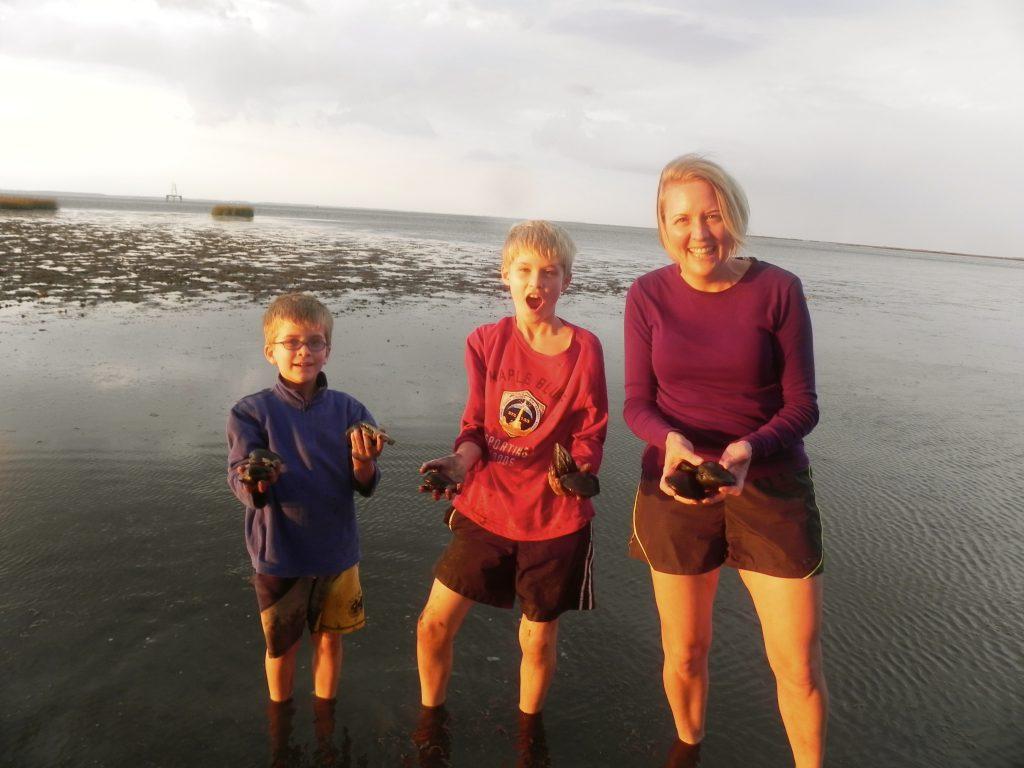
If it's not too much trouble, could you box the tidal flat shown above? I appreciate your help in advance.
[1,202,1022,766]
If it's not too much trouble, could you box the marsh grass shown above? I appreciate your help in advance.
[0,195,58,211]
[211,204,254,219]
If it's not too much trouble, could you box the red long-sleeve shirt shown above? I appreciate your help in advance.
[624,260,818,482]
[452,317,608,541]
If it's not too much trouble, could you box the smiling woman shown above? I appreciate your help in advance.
[625,154,827,768]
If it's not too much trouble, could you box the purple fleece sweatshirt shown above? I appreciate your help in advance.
[624,259,818,481]
[227,373,378,577]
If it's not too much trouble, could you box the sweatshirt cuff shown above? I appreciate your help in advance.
[651,426,674,449]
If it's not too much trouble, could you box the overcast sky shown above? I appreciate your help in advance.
[1,0,1021,257]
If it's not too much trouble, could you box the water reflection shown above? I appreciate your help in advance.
[266,697,365,768]
[515,712,551,768]
[267,699,301,767]
[661,738,701,768]
[411,705,452,767]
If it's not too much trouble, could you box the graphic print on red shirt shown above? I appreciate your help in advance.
[452,317,608,541]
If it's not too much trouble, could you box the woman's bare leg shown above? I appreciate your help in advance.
[739,570,827,768]
[650,568,721,743]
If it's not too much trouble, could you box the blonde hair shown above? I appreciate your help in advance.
[656,154,749,255]
[501,220,577,275]
[262,292,334,346]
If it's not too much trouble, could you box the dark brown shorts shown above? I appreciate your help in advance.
[628,468,824,579]
[435,509,595,622]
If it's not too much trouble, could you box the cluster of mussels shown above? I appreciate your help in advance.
[549,443,600,498]
[419,443,599,499]
[665,460,736,501]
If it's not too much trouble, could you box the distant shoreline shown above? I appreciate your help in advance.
[2,187,1019,263]
[747,235,1019,264]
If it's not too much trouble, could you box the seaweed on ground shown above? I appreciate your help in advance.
[211,204,254,219]
[0,195,58,211]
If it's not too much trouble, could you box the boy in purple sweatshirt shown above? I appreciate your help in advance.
[227,292,388,704]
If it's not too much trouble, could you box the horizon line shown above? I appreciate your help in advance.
[2,187,1019,264]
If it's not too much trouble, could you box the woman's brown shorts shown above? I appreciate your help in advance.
[628,468,824,578]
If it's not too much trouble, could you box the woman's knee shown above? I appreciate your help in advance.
[663,639,711,679]
[767,650,825,690]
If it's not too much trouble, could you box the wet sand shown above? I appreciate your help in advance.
[1,206,1022,766]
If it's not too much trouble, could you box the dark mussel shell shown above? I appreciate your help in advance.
[346,421,396,445]
[664,466,706,500]
[419,470,456,493]
[551,443,579,476]
[559,471,600,499]
[695,461,736,489]
[550,443,599,498]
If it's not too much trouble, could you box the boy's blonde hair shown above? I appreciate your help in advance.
[501,220,577,275]
[656,154,749,255]
[263,292,334,346]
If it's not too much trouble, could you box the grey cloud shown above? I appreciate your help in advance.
[533,110,672,175]
[0,2,529,132]
[464,149,522,162]
[546,5,763,63]
[318,103,437,139]
[0,8,434,127]
[154,0,309,16]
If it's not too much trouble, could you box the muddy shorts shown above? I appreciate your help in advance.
[435,509,595,622]
[253,564,365,658]
[628,468,824,579]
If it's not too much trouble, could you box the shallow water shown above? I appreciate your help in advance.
[1,202,1022,766]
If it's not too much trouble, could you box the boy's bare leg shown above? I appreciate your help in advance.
[417,579,475,706]
[740,570,827,768]
[265,640,301,702]
[650,567,720,744]
[518,616,559,714]
[311,631,343,700]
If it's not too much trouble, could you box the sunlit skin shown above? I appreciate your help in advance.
[502,249,574,354]
[415,248,576,715]
[251,319,387,702]
[653,180,827,766]
[263,320,331,402]
[660,179,748,293]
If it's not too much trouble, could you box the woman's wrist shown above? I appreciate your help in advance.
[732,440,754,460]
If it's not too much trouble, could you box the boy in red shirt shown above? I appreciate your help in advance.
[416,220,608,735]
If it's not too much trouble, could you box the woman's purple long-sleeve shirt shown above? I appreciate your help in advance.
[623,259,818,481]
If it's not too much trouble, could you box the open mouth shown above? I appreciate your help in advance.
[525,295,543,310]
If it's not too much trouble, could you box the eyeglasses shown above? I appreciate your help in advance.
[273,338,329,352]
